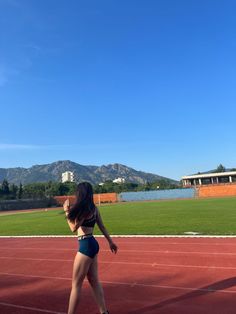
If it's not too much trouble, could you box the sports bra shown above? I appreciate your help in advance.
[81,210,97,228]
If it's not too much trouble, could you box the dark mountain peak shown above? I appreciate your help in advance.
[0,160,178,185]
[49,160,77,167]
[107,163,128,171]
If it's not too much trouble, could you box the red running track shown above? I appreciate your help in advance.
[0,236,236,314]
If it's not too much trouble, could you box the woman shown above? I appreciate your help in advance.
[63,182,118,314]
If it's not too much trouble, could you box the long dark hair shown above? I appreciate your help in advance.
[67,182,96,226]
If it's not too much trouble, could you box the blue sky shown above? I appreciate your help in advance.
[0,0,235,180]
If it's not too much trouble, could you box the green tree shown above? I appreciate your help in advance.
[18,183,23,199]
[23,183,45,199]
[144,181,151,191]
[64,182,77,195]
[216,164,226,173]
[9,184,18,199]
[2,179,10,195]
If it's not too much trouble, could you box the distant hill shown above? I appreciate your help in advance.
[0,160,179,185]
[193,167,236,175]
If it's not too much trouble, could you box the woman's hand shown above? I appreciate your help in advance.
[109,241,118,254]
[63,199,70,214]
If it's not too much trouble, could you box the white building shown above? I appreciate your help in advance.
[62,171,75,183]
[182,171,236,187]
[113,177,125,184]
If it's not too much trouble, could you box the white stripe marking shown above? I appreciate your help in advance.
[1,242,236,248]
[1,235,236,238]
[1,257,236,270]
[0,272,70,281]
[0,302,66,314]
[1,272,236,294]
[1,247,236,255]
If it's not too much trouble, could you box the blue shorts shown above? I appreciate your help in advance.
[78,236,99,259]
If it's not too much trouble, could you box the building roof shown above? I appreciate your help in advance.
[182,171,236,180]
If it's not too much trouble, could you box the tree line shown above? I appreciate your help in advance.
[0,180,77,200]
[93,180,179,194]
[0,179,180,200]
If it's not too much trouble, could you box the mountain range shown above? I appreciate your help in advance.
[0,160,179,185]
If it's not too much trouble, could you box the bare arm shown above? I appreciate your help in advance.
[96,207,118,254]
[65,214,78,233]
[63,199,82,233]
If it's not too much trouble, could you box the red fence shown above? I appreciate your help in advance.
[54,193,118,206]
[198,183,236,198]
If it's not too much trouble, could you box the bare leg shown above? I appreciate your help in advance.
[87,255,107,313]
[68,252,93,314]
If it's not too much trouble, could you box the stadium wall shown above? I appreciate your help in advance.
[197,183,236,198]
[54,193,118,206]
[120,188,196,202]
[0,198,57,211]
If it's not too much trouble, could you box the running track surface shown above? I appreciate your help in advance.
[1,237,236,314]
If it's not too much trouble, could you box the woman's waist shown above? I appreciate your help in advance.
[78,226,94,234]
[77,233,94,240]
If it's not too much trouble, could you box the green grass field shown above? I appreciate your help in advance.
[1,197,236,236]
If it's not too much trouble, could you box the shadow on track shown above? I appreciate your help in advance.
[128,277,236,313]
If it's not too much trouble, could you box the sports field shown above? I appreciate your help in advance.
[1,197,236,314]
[1,197,236,236]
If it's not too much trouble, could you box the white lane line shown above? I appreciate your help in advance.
[110,250,236,256]
[1,235,236,238]
[2,240,236,247]
[109,250,236,255]
[1,272,236,294]
[0,247,74,251]
[101,280,236,294]
[1,247,236,256]
[0,272,71,281]
[113,242,236,246]
[1,257,236,270]
[0,302,66,314]
[103,262,236,271]
[0,257,73,262]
